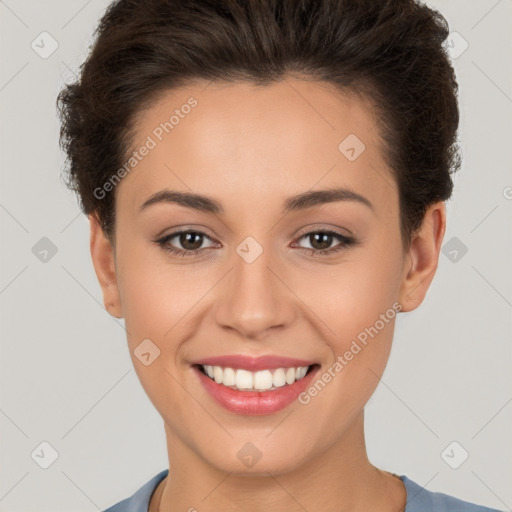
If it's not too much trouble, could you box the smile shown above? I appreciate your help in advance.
[199,364,311,392]
[192,356,321,415]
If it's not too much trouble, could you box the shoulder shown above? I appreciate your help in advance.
[103,469,169,512]
[400,475,505,512]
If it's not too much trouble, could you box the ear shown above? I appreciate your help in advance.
[89,213,123,318]
[398,201,446,313]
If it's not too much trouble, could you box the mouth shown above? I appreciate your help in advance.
[195,363,318,392]
[191,359,321,415]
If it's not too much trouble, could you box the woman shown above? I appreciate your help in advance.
[57,0,504,510]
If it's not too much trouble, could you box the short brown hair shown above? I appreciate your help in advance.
[57,0,461,249]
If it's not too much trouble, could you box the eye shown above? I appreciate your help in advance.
[154,230,218,257]
[292,229,358,256]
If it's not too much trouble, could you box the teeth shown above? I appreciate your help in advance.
[236,369,253,390]
[200,365,311,391]
[213,365,223,384]
[223,367,236,386]
[204,365,214,379]
[253,370,273,390]
[285,367,295,384]
[272,368,286,387]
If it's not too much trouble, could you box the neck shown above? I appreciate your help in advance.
[150,411,406,512]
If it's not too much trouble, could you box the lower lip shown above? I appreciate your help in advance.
[193,365,320,415]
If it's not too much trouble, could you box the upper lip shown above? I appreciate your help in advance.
[192,355,316,371]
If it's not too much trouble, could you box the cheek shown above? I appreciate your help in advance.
[115,255,197,420]
[299,252,402,342]
[116,246,207,340]
[297,244,403,398]
[297,264,402,424]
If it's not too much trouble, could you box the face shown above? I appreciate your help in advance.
[90,77,445,475]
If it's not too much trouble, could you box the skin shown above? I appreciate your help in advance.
[89,76,446,512]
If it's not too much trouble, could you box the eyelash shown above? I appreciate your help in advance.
[153,229,358,257]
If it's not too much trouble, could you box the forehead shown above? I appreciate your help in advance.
[117,77,396,215]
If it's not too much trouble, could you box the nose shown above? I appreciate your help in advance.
[214,244,296,341]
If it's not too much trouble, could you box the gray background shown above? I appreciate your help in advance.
[0,0,511,510]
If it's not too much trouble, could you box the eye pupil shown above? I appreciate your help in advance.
[311,232,332,250]
[181,232,203,250]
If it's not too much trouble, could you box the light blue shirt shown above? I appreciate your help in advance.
[103,469,505,512]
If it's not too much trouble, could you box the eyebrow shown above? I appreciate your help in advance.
[139,187,374,215]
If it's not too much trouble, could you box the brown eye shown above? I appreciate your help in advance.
[293,230,357,256]
[179,232,204,250]
[154,230,217,256]
[308,232,334,250]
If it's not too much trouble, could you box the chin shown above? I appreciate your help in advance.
[211,453,308,477]
[194,436,313,476]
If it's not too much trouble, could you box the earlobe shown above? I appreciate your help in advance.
[88,213,124,318]
[398,201,446,313]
